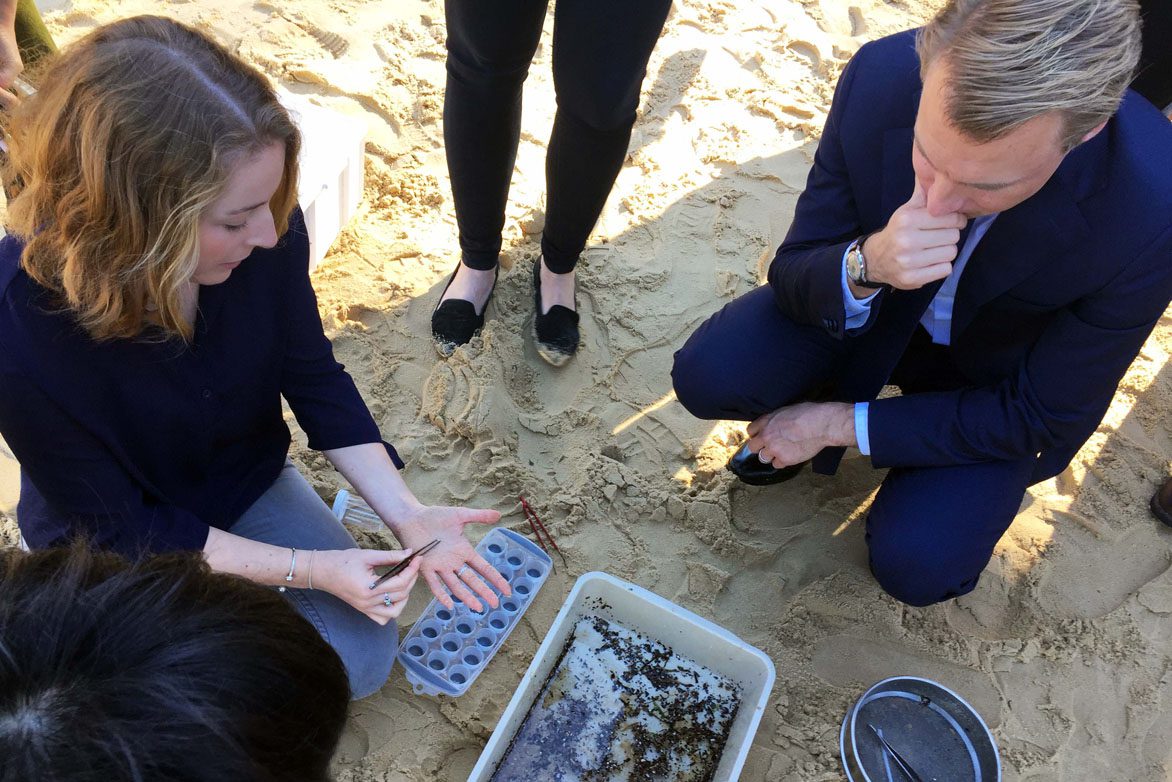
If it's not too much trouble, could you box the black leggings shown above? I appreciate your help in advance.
[443,0,672,273]
[1134,0,1172,109]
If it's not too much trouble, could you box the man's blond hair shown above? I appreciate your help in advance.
[917,0,1142,150]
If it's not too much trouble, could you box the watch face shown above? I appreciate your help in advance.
[846,248,863,282]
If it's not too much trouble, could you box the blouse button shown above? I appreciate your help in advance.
[202,389,213,399]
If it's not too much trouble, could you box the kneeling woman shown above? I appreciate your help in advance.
[0,15,508,699]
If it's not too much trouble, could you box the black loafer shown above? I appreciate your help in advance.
[431,263,498,357]
[727,443,809,486]
[1152,477,1172,527]
[532,257,579,366]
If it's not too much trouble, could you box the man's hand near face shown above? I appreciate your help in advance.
[849,180,966,298]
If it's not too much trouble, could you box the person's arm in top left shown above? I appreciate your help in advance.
[0,0,21,102]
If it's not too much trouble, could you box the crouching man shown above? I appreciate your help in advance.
[672,0,1172,606]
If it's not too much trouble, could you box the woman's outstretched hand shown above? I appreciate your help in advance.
[393,505,510,612]
[313,548,421,625]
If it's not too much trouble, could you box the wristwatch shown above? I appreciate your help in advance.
[845,235,884,289]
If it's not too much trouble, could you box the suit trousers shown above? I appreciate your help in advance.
[228,462,398,699]
[671,285,1037,606]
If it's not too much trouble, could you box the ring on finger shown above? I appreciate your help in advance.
[382,593,392,608]
[757,450,771,463]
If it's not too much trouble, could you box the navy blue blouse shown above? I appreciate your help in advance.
[0,209,400,555]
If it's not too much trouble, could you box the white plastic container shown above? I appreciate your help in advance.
[468,572,777,782]
[279,91,366,271]
[331,488,383,532]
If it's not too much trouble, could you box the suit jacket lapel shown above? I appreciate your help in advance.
[951,170,1089,341]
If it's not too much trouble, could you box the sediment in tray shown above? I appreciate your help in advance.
[491,615,742,781]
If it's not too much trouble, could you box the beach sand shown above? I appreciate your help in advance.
[2,1,1169,779]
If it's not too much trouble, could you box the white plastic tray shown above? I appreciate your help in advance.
[468,571,777,781]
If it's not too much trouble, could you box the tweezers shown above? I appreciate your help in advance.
[868,724,924,782]
[370,539,440,589]
[520,495,567,569]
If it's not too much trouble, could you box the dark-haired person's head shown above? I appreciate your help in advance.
[0,543,349,782]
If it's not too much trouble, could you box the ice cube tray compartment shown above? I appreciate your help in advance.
[397,527,552,697]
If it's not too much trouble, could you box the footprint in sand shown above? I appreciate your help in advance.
[434,744,484,780]
[421,358,490,437]
[281,13,349,58]
[811,634,1003,729]
[1034,525,1171,620]
[300,23,349,58]
[785,40,822,70]
[848,6,868,36]
[614,412,686,476]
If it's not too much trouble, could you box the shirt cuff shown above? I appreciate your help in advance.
[841,246,880,329]
[854,402,871,455]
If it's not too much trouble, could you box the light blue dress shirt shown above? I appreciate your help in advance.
[843,214,998,454]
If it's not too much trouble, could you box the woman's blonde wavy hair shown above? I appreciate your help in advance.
[917,0,1141,151]
[3,15,301,341]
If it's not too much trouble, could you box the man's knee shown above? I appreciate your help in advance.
[671,343,727,420]
[867,534,983,608]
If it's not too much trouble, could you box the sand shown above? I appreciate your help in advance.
[2,1,1169,780]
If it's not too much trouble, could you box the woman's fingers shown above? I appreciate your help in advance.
[368,557,420,593]
[747,412,771,438]
[453,565,501,610]
[362,547,415,568]
[421,569,456,611]
[438,568,489,613]
[457,507,502,527]
[466,551,511,597]
[370,586,411,606]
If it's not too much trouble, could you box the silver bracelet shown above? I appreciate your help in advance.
[277,548,297,593]
[307,550,317,591]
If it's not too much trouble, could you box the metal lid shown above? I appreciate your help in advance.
[840,676,1001,782]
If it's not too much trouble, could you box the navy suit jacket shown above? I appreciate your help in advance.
[768,31,1172,483]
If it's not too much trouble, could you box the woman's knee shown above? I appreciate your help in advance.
[558,92,637,135]
[335,618,398,700]
[446,49,532,96]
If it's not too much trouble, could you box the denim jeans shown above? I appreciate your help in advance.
[228,462,398,699]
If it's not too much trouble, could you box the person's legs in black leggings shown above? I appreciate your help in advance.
[1133,0,1172,110]
[437,0,670,358]
[443,0,672,274]
[444,0,548,271]
[541,0,672,274]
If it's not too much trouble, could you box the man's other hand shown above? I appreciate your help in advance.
[746,402,856,468]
